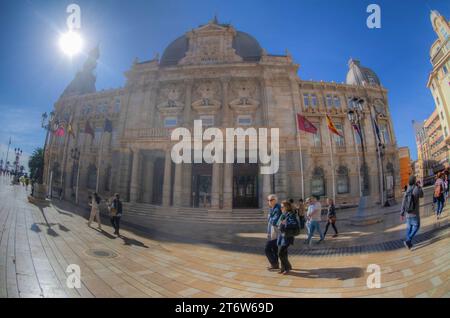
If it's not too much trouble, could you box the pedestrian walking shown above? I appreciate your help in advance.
[304,196,324,245]
[433,172,445,219]
[297,199,306,229]
[109,193,123,236]
[323,198,338,238]
[88,192,102,230]
[277,200,300,275]
[265,194,282,270]
[401,175,424,249]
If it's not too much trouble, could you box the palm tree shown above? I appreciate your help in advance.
[28,148,44,184]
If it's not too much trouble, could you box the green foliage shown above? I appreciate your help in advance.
[28,148,44,184]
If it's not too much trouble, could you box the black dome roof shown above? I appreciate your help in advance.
[160,30,263,66]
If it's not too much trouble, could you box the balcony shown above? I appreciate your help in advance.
[310,146,323,154]
[124,128,170,139]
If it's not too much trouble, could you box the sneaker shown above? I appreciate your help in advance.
[282,270,290,275]
[403,240,411,250]
[332,234,338,238]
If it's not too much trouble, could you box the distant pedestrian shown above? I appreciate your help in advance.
[304,196,324,245]
[277,200,300,275]
[88,192,102,230]
[297,199,306,229]
[265,194,282,271]
[433,172,445,219]
[444,174,449,201]
[109,193,123,236]
[401,175,424,250]
[323,198,338,238]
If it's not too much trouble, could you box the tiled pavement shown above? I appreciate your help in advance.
[0,177,448,298]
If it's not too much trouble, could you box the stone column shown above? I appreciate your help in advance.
[183,79,193,127]
[162,148,172,206]
[143,159,154,204]
[129,149,141,203]
[211,162,221,209]
[181,163,192,207]
[173,163,183,207]
[262,171,272,202]
[221,77,231,126]
[222,163,233,210]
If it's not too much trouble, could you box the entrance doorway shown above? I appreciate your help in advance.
[192,164,212,208]
[233,163,259,208]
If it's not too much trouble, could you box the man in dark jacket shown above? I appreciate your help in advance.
[110,193,123,236]
[401,176,424,250]
[265,194,282,270]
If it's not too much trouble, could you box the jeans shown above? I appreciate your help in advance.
[324,221,338,237]
[265,239,279,266]
[405,216,420,244]
[307,220,324,243]
[110,216,121,233]
[278,245,292,271]
[436,197,445,216]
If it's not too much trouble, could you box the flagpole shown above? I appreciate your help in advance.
[96,132,103,193]
[5,137,11,171]
[297,132,305,200]
[327,118,336,203]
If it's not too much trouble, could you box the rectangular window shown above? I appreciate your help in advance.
[114,98,121,113]
[326,94,333,108]
[94,127,103,146]
[303,93,310,107]
[333,96,341,107]
[237,115,252,126]
[312,123,321,147]
[164,117,178,127]
[334,123,345,146]
[348,97,355,109]
[311,94,318,107]
[199,115,214,127]
[379,123,391,145]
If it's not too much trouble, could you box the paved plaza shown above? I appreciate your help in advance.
[0,176,448,298]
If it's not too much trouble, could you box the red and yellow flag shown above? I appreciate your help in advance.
[326,114,342,137]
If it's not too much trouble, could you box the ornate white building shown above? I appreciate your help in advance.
[45,18,400,211]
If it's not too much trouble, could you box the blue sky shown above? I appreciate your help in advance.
[0,0,449,167]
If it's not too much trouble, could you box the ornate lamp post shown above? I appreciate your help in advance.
[70,147,81,204]
[13,148,22,184]
[348,97,383,225]
[41,111,55,196]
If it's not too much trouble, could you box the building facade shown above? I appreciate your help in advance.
[398,146,412,189]
[44,19,400,211]
[427,10,450,147]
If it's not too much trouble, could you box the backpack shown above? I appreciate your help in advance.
[404,186,416,213]
[285,214,301,237]
[434,182,443,198]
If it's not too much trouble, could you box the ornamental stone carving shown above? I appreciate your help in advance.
[157,83,185,114]
[229,80,260,113]
[191,81,221,113]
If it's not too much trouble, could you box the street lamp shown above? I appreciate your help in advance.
[42,111,55,196]
[348,98,368,196]
[70,147,81,204]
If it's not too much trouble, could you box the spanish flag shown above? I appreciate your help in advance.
[326,114,342,137]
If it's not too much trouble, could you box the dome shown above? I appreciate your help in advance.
[346,59,381,87]
[430,10,441,25]
[160,28,263,66]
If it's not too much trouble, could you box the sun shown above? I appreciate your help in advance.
[59,30,83,57]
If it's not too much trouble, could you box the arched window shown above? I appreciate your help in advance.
[86,164,97,190]
[311,167,325,197]
[336,166,349,194]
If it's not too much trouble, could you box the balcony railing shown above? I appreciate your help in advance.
[124,128,170,139]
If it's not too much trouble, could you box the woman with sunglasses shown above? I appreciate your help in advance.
[277,200,299,274]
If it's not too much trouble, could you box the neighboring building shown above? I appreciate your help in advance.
[398,147,412,189]
[427,10,450,149]
[44,18,400,215]
[413,108,449,185]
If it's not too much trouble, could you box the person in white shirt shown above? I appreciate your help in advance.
[304,196,324,245]
[88,192,102,230]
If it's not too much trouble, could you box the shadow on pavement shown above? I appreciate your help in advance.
[288,267,364,280]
